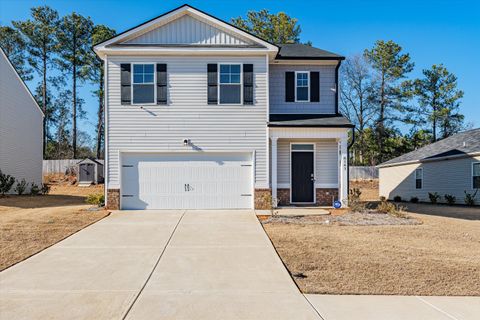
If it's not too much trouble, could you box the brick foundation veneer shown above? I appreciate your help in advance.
[254,188,272,210]
[277,188,290,206]
[274,188,339,206]
[106,189,120,210]
[315,188,338,206]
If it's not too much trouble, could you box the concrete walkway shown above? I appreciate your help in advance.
[1,209,478,319]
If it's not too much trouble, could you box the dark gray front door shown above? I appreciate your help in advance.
[80,163,95,182]
[291,152,314,203]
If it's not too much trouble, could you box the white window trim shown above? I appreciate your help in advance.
[289,142,316,204]
[472,162,480,189]
[294,71,310,102]
[131,62,157,106]
[218,63,243,106]
[415,167,423,190]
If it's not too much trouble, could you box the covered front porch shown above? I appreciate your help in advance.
[269,126,350,208]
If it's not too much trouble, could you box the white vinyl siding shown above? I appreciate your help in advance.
[274,138,338,187]
[0,51,43,190]
[106,55,268,189]
[379,155,480,203]
[269,64,336,114]
[123,14,254,45]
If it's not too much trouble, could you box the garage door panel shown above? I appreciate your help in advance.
[121,153,252,210]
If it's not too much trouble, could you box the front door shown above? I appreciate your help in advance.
[291,150,314,203]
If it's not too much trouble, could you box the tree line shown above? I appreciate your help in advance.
[0,6,115,159]
[231,10,467,166]
[1,7,467,165]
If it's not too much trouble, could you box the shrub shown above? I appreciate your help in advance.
[377,198,406,218]
[410,196,419,203]
[349,188,365,212]
[379,196,386,202]
[464,190,478,206]
[14,178,27,195]
[41,183,50,195]
[444,194,456,205]
[428,192,440,204]
[393,195,402,202]
[0,170,15,195]
[30,183,41,196]
[85,193,105,206]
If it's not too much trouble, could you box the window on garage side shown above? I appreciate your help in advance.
[132,63,155,104]
[415,168,423,189]
[473,162,480,189]
[219,64,242,104]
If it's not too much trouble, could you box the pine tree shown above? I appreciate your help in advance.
[55,13,94,158]
[413,64,464,141]
[13,6,59,154]
[364,40,414,163]
[0,26,32,80]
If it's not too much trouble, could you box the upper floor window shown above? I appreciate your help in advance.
[473,162,480,189]
[415,168,423,189]
[219,64,242,104]
[295,71,309,102]
[132,63,155,104]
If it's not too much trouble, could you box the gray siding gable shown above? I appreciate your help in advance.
[269,64,336,114]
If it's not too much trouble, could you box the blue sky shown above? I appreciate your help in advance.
[1,0,479,139]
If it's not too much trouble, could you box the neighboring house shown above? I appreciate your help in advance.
[93,4,354,210]
[378,128,480,204]
[0,48,43,190]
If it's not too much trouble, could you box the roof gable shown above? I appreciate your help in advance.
[122,14,255,46]
[94,4,278,56]
[379,128,480,167]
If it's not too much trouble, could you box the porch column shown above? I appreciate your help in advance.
[339,138,349,205]
[271,137,278,207]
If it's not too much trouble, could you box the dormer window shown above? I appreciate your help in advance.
[295,71,310,102]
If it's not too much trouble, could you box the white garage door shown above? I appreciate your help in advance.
[121,153,253,210]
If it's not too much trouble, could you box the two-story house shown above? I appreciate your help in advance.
[94,4,354,210]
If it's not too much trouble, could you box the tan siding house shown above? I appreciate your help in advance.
[379,128,480,205]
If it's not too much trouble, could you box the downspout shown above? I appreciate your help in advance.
[347,129,355,197]
[335,60,342,114]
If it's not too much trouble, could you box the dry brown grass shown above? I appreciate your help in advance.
[351,179,379,201]
[263,207,480,296]
[0,184,108,271]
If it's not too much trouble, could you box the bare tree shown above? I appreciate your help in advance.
[340,55,376,165]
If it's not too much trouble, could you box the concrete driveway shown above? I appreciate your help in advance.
[0,210,319,320]
[1,209,478,320]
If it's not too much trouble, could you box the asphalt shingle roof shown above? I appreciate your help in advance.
[379,128,480,167]
[268,114,354,127]
[276,43,345,60]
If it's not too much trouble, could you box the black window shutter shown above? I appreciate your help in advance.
[156,64,167,105]
[310,71,320,102]
[120,64,131,105]
[243,64,253,105]
[285,71,295,102]
[207,64,218,105]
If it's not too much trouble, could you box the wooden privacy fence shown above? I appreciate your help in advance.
[349,166,378,180]
[43,159,104,175]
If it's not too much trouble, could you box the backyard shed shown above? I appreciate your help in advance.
[77,158,104,185]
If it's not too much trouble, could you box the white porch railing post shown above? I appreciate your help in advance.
[271,137,278,207]
[339,138,348,206]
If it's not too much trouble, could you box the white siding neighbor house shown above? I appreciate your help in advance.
[0,48,43,189]
[94,4,354,210]
[378,128,480,205]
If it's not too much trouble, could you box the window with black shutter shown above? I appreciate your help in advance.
[156,64,167,105]
[243,64,253,105]
[120,64,131,105]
